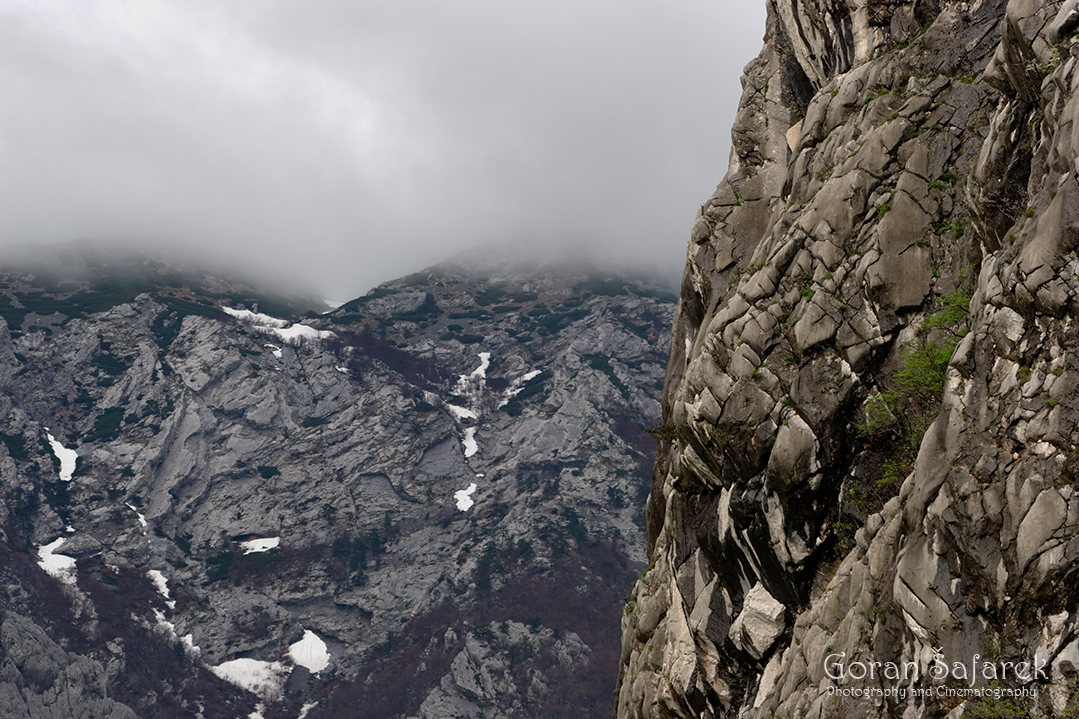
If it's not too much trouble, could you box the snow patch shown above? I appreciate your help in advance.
[240,537,280,554]
[497,368,543,408]
[211,658,291,701]
[249,703,266,719]
[334,366,349,374]
[37,538,77,584]
[298,703,318,719]
[471,352,491,380]
[150,609,200,658]
[44,430,78,482]
[151,608,180,639]
[454,483,477,511]
[222,307,289,327]
[452,351,492,397]
[148,569,176,610]
[443,352,541,460]
[462,427,478,458]
[288,629,331,673]
[447,404,477,420]
[442,352,499,459]
[264,343,283,359]
[126,503,147,528]
[222,307,335,345]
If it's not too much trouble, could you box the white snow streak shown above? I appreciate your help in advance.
[453,349,492,388]
[147,569,176,610]
[266,323,333,343]
[44,430,78,482]
[288,629,331,673]
[221,307,334,344]
[151,609,200,657]
[240,537,280,554]
[453,352,491,395]
[454,483,477,511]
[462,427,478,458]
[444,354,541,458]
[264,343,283,359]
[471,352,491,380]
[152,609,175,635]
[126,503,148,528]
[157,616,201,657]
[182,633,200,656]
[497,368,542,408]
[149,597,197,655]
[446,352,494,458]
[37,538,77,584]
[222,307,289,327]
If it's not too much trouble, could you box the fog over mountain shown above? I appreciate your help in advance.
[0,1,766,299]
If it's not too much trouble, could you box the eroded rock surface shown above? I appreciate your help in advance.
[617,1,1079,717]
[0,612,137,719]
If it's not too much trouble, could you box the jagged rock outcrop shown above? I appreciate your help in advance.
[618,1,1079,717]
[0,611,137,719]
[0,255,674,718]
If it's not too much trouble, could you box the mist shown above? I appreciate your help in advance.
[0,1,767,301]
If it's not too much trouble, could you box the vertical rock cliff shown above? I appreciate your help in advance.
[617,1,1079,717]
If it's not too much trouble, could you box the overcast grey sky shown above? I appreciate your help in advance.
[0,1,767,300]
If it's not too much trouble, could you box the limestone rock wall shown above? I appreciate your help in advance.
[617,1,1079,717]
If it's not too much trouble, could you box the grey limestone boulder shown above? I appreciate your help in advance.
[727,583,785,661]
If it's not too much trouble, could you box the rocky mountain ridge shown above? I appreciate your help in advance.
[0,253,674,718]
[616,1,1079,718]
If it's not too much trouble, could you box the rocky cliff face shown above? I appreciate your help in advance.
[0,253,674,718]
[617,1,1079,717]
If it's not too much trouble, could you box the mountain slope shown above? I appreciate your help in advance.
[0,254,674,719]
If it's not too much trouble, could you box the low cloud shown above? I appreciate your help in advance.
[0,0,766,299]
